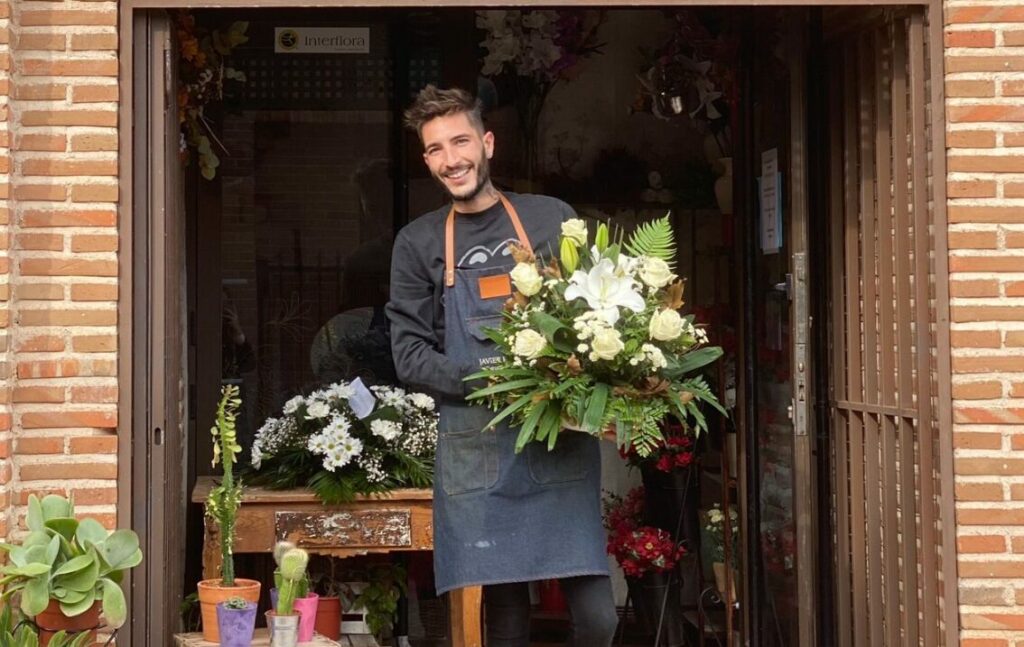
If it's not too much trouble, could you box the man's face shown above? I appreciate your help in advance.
[421,112,494,202]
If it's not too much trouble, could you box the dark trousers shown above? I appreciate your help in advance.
[483,575,618,647]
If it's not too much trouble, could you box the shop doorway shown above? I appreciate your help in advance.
[125,4,955,647]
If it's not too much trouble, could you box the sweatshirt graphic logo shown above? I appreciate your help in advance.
[458,238,518,267]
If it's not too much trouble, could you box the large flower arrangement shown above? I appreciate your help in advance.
[247,382,438,503]
[477,10,605,179]
[466,216,724,456]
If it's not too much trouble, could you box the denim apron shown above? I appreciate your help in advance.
[433,193,609,595]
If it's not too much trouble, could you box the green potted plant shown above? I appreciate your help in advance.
[349,562,407,640]
[0,494,142,646]
[215,596,257,647]
[267,546,309,647]
[197,384,261,642]
[269,542,317,642]
[0,603,92,647]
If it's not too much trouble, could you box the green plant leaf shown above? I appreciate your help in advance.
[26,496,43,532]
[664,346,723,379]
[481,394,534,432]
[464,378,542,400]
[527,312,576,354]
[101,578,127,628]
[75,519,108,549]
[100,530,141,570]
[625,215,675,263]
[45,518,79,542]
[21,576,49,616]
[582,383,611,434]
[60,590,97,618]
[54,554,99,591]
[515,402,548,453]
[1,562,51,578]
[41,495,72,521]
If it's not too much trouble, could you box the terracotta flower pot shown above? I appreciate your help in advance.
[197,578,261,643]
[35,600,101,647]
[314,596,341,640]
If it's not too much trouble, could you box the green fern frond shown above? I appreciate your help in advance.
[625,215,675,264]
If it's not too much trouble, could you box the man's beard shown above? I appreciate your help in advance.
[436,156,491,203]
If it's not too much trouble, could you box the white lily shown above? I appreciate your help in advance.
[564,258,646,324]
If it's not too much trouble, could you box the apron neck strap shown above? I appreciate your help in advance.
[445,192,532,287]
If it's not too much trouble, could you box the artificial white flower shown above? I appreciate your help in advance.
[306,401,331,419]
[638,257,675,289]
[590,327,625,361]
[370,419,402,441]
[649,308,685,341]
[510,262,544,297]
[564,259,645,324]
[561,219,588,247]
[409,393,435,410]
[282,395,304,415]
[512,329,547,360]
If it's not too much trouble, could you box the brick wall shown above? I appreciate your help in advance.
[5,0,120,535]
[945,1,1024,644]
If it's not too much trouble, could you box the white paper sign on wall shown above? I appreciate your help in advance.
[275,27,370,54]
[760,148,783,254]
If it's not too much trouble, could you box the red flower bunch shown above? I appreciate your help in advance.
[607,526,686,578]
[621,423,697,473]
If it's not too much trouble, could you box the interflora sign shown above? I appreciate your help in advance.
[274,27,370,54]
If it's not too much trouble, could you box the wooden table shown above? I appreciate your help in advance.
[175,629,348,647]
[192,477,482,647]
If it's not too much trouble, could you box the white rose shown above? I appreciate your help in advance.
[510,262,543,297]
[370,419,402,441]
[590,327,625,361]
[306,401,331,419]
[639,257,675,288]
[649,308,685,341]
[513,329,547,360]
[282,395,304,415]
[561,219,588,246]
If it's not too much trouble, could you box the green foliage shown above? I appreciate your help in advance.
[624,216,675,264]
[0,495,142,629]
[353,563,407,638]
[223,596,249,610]
[272,542,309,601]
[205,384,243,586]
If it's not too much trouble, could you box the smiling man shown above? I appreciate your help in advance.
[386,85,617,647]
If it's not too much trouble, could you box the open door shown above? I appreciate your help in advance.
[131,10,188,645]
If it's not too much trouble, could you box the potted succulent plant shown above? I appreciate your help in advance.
[0,494,143,646]
[197,384,261,642]
[215,596,257,647]
[267,546,309,647]
[269,542,317,642]
[0,600,93,647]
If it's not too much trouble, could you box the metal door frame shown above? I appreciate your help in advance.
[116,2,954,645]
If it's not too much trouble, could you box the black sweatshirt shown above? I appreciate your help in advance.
[386,192,576,401]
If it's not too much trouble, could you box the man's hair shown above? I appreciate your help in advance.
[403,85,484,140]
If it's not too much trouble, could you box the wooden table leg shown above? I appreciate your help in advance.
[450,586,482,647]
[201,517,221,581]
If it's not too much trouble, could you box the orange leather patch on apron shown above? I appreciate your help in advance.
[478,273,512,300]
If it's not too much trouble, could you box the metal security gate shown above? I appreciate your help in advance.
[823,8,955,647]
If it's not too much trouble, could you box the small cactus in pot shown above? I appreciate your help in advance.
[267,546,309,647]
[216,596,257,647]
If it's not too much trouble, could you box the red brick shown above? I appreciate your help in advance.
[951,330,1002,348]
[947,56,1024,73]
[954,380,1004,399]
[948,181,998,200]
[950,279,1000,297]
[15,233,63,252]
[14,284,64,301]
[955,432,1003,450]
[70,385,117,403]
[15,134,66,152]
[12,387,64,404]
[956,458,1024,477]
[70,185,118,203]
[1002,80,1024,97]
[69,487,117,506]
[22,159,117,177]
[958,534,1007,552]
[1005,182,1024,198]
[949,156,1024,175]
[70,134,117,152]
[1006,232,1024,248]
[71,284,117,301]
[71,85,118,103]
[13,184,66,202]
[71,335,115,353]
[70,33,118,51]
[946,80,996,98]
[952,306,1024,322]
[16,32,66,51]
[71,235,117,253]
[945,29,996,47]
[19,10,117,27]
[81,360,116,377]
[22,411,116,429]
[1007,281,1024,297]
[20,258,117,277]
[12,84,66,101]
[1004,30,1024,47]
[961,613,1024,630]
[15,437,65,455]
[69,436,117,454]
[20,110,116,128]
[948,130,996,148]
[955,408,1024,424]
[19,309,116,327]
[21,209,116,228]
[16,335,64,352]
[1008,331,1024,347]
[17,360,79,379]
[19,462,117,481]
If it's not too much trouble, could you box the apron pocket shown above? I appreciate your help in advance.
[440,428,500,496]
[466,314,504,342]
[526,430,591,485]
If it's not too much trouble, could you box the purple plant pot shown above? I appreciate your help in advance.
[216,601,257,647]
[270,587,278,610]
[293,594,319,642]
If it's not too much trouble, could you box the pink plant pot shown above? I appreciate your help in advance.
[293,593,320,642]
